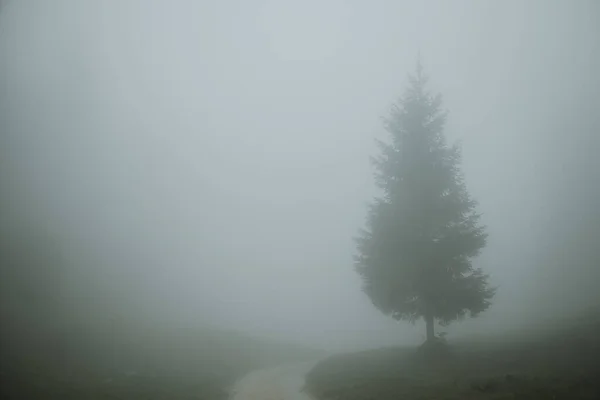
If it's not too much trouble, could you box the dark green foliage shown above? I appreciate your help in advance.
[355,62,495,335]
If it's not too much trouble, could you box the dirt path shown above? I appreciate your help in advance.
[229,361,318,400]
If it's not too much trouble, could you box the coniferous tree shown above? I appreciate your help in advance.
[355,62,495,343]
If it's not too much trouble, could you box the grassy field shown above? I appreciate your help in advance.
[0,229,323,399]
[0,320,322,400]
[304,313,600,400]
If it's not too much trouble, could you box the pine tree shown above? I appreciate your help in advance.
[355,62,495,343]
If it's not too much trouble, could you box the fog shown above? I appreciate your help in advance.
[1,0,599,353]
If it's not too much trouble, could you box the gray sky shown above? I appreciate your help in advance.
[1,0,598,350]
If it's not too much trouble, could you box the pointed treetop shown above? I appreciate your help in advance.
[414,52,427,86]
[404,53,428,102]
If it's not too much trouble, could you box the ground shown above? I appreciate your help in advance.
[4,312,600,400]
[230,360,318,400]
[0,324,322,400]
[304,313,600,400]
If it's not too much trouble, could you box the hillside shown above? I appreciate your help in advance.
[0,318,322,400]
[304,311,600,400]
[0,228,323,399]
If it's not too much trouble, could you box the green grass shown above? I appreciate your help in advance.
[304,312,600,400]
[0,320,322,400]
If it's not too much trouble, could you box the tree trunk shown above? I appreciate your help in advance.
[425,313,435,342]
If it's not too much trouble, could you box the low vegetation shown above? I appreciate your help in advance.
[0,229,322,399]
[0,318,321,400]
[304,311,600,400]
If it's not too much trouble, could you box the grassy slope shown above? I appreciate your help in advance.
[305,312,600,400]
[0,320,322,400]
[0,230,323,399]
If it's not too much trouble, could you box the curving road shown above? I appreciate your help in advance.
[229,360,319,400]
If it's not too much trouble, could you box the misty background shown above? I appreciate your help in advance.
[1,0,598,352]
